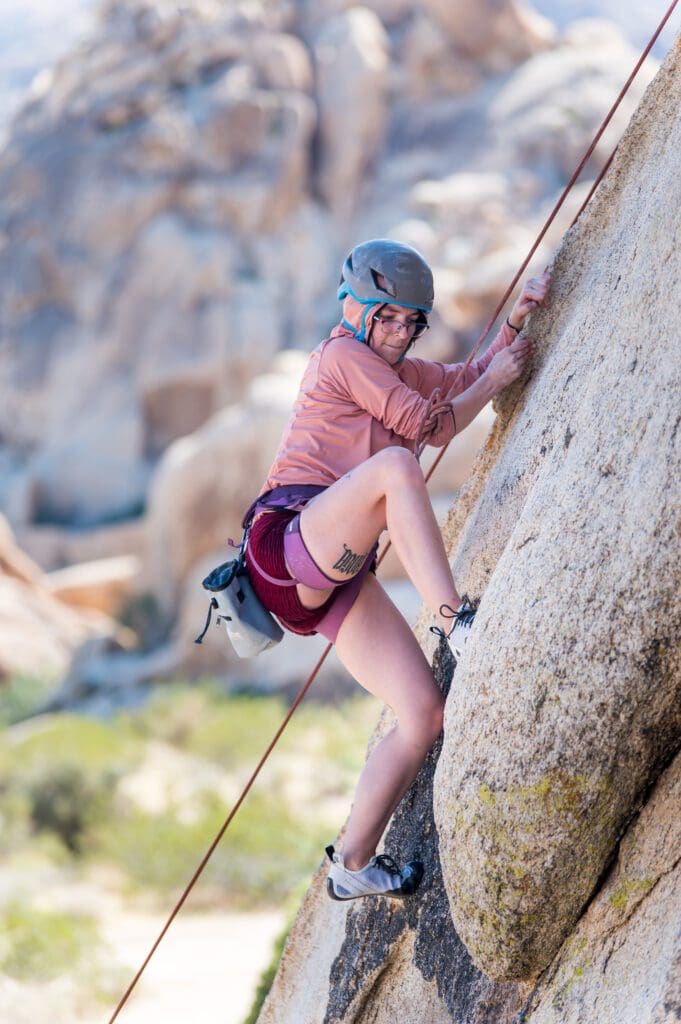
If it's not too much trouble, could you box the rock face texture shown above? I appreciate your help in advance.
[434,34,681,982]
[520,751,681,1024]
[256,35,681,1024]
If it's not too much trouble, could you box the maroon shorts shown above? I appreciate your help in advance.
[244,510,376,642]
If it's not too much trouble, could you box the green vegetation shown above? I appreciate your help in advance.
[0,678,379,989]
[0,673,55,726]
[0,679,376,905]
[243,920,291,1024]
[608,876,655,912]
[0,899,102,982]
[0,713,141,857]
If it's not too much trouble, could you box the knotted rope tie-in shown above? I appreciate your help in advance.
[414,387,456,462]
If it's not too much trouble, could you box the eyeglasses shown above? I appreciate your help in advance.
[372,315,430,340]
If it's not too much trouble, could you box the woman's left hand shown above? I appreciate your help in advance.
[508,270,551,330]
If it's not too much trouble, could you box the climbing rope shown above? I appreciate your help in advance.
[106,6,679,1020]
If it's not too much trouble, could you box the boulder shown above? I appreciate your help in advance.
[0,577,89,683]
[314,8,390,217]
[400,13,482,100]
[488,20,655,182]
[520,750,681,1023]
[145,351,308,614]
[45,555,141,618]
[253,35,681,1023]
[16,517,146,574]
[252,32,314,92]
[419,0,555,70]
[0,515,103,682]
[433,37,681,979]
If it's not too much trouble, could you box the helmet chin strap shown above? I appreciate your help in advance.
[343,302,414,363]
[341,300,417,363]
[353,302,379,343]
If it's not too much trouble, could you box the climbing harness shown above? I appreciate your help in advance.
[106,7,679,1020]
[194,484,326,657]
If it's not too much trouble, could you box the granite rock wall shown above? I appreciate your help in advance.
[256,33,681,1024]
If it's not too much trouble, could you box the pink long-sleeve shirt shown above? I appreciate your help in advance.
[261,320,515,493]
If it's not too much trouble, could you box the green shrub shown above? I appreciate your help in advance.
[93,790,330,908]
[242,921,290,1024]
[27,762,116,853]
[0,714,141,856]
[0,675,55,726]
[0,899,102,981]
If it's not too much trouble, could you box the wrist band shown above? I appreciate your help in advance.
[506,316,521,333]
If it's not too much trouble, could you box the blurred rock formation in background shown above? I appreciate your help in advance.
[0,0,659,699]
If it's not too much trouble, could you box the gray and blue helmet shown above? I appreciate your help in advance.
[337,239,434,342]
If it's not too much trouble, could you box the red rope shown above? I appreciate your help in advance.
[106,643,331,1024]
[106,7,678,1020]
[417,0,678,491]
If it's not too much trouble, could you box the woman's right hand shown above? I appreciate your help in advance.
[486,335,535,393]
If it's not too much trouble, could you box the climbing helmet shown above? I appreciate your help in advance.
[337,239,434,313]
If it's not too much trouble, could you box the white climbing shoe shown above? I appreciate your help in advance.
[325,845,424,901]
[440,597,478,659]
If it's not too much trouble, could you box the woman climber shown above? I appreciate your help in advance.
[243,239,549,900]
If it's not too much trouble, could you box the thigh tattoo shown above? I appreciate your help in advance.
[332,543,368,576]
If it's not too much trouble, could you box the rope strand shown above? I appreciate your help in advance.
[105,7,679,1019]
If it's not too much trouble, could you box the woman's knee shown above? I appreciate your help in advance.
[426,694,445,744]
[406,690,445,749]
[374,446,424,490]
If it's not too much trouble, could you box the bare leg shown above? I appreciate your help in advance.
[333,574,444,870]
[296,446,460,629]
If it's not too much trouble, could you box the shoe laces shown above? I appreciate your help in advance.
[429,594,478,641]
[373,853,401,876]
